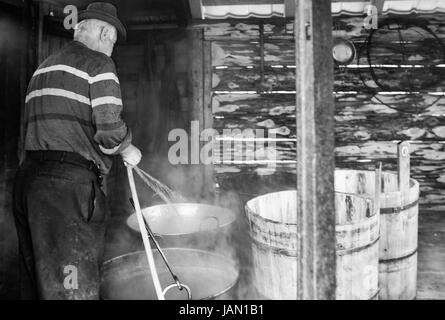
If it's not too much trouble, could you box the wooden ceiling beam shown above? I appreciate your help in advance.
[284,0,295,17]
[371,0,385,13]
[331,0,413,2]
[188,0,203,19]
[173,0,191,26]
[0,0,24,7]
[202,0,283,5]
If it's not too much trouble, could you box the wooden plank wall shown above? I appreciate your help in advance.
[200,16,445,212]
[0,3,24,299]
[112,29,213,204]
[104,29,215,259]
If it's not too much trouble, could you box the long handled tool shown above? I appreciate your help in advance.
[127,165,192,300]
[129,198,192,299]
[127,166,165,300]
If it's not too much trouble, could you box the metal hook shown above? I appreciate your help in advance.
[162,282,192,300]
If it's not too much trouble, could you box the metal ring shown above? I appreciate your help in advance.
[336,236,380,256]
[249,236,297,257]
[379,249,418,263]
[380,199,419,214]
[162,282,192,300]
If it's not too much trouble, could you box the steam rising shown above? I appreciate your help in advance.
[102,145,297,300]
[103,160,271,299]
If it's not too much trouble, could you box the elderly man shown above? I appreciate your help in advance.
[13,2,141,299]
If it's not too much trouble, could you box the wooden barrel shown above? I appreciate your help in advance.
[245,190,297,300]
[335,191,380,300]
[379,171,419,300]
[245,190,379,300]
[335,143,419,300]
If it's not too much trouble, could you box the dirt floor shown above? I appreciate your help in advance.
[417,211,445,300]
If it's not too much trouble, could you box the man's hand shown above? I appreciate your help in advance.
[120,144,142,167]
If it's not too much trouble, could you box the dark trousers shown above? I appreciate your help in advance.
[12,157,109,299]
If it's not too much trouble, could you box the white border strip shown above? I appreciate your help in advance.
[25,88,91,105]
[33,64,119,85]
[91,96,123,108]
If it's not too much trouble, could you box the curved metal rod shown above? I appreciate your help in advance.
[128,167,193,299]
[127,167,165,300]
[163,283,192,300]
[129,197,182,287]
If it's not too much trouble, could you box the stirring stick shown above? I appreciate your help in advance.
[127,166,165,300]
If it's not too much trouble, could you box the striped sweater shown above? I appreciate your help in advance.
[24,40,131,174]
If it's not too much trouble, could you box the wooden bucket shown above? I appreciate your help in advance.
[245,189,379,300]
[335,191,380,300]
[245,190,297,300]
[335,142,420,300]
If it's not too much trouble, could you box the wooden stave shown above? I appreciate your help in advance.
[378,252,418,300]
[248,224,381,300]
[334,169,420,259]
[336,238,380,300]
[250,239,297,300]
[245,190,380,253]
[334,169,420,300]
[245,190,297,252]
[335,192,379,252]
[380,204,419,261]
[379,173,418,297]
[380,179,419,261]
[245,190,298,299]
[335,192,380,300]
[245,190,380,300]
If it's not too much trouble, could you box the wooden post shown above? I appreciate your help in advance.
[19,0,37,164]
[284,0,295,17]
[375,162,382,215]
[371,0,386,14]
[398,141,410,198]
[188,29,214,201]
[294,0,336,300]
[203,39,215,201]
[188,0,203,19]
[36,2,44,64]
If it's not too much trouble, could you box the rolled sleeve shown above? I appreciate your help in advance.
[90,59,132,155]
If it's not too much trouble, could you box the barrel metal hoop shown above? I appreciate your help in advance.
[250,236,297,257]
[336,236,380,256]
[379,248,418,264]
[246,210,297,227]
[250,234,380,257]
[380,199,419,215]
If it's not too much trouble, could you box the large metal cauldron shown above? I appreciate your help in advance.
[100,248,239,300]
[126,203,237,251]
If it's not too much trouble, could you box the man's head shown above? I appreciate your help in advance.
[74,19,117,56]
[75,2,126,56]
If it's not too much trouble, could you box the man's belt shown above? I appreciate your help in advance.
[27,150,101,178]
